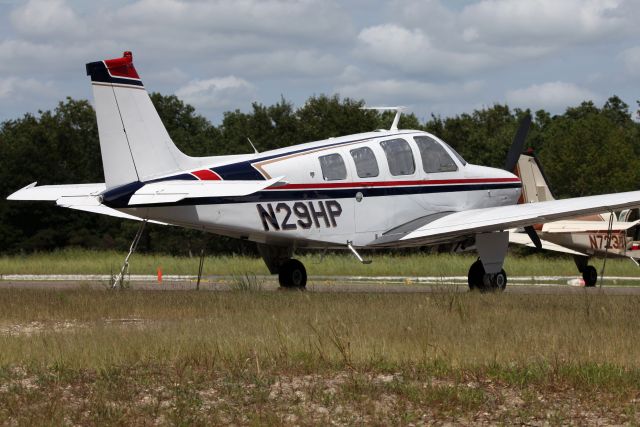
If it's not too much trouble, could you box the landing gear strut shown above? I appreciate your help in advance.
[468,231,509,292]
[112,219,147,289]
[468,259,507,292]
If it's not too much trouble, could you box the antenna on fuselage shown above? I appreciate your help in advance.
[247,137,259,154]
[361,106,407,131]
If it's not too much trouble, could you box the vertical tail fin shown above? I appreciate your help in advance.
[86,52,194,189]
[513,152,555,203]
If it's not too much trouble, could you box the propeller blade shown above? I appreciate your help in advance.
[525,225,542,250]
[504,114,532,172]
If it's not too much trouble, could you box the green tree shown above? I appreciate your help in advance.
[539,99,640,197]
[424,104,534,168]
[150,93,221,157]
[295,94,378,141]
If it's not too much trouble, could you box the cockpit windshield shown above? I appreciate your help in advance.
[440,139,467,166]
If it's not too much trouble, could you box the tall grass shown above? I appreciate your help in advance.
[1,289,640,371]
[1,248,639,277]
[2,289,640,424]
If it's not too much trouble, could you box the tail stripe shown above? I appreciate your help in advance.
[86,51,143,87]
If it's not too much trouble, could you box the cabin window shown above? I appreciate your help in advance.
[414,136,458,173]
[319,153,347,181]
[380,138,415,176]
[350,147,379,178]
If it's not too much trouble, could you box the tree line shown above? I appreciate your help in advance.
[1,93,639,255]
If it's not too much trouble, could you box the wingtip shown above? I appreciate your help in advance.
[6,182,37,200]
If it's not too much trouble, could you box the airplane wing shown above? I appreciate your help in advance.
[371,190,640,247]
[508,230,586,256]
[128,176,285,205]
[7,182,163,224]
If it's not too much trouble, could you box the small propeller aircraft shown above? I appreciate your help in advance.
[8,51,640,291]
[509,151,640,286]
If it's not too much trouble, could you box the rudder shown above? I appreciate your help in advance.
[86,52,194,189]
[514,152,555,204]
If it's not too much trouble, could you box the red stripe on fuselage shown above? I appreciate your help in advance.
[269,177,521,190]
[191,169,222,180]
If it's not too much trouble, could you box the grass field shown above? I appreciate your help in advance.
[1,288,640,424]
[1,248,640,278]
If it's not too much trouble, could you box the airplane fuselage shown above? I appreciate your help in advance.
[536,220,640,259]
[117,129,522,248]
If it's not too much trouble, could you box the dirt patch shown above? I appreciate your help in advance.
[0,318,149,336]
[0,367,638,425]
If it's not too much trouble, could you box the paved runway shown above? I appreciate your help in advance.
[1,274,640,294]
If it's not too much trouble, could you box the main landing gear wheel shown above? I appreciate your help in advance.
[467,259,507,292]
[582,265,598,287]
[278,259,307,289]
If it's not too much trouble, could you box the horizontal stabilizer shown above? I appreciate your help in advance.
[6,182,164,224]
[508,230,586,256]
[7,182,106,201]
[128,176,285,205]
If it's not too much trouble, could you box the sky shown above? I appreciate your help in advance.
[1,0,639,125]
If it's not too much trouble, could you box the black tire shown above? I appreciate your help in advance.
[469,260,507,292]
[468,259,485,291]
[582,265,598,287]
[278,259,307,289]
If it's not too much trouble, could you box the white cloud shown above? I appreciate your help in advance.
[114,0,354,45]
[338,79,483,104]
[386,0,640,75]
[356,24,491,75]
[0,39,118,74]
[459,0,627,46]
[505,82,598,111]
[145,67,190,85]
[225,50,342,78]
[0,77,59,100]
[175,76,257,110]
[10,0,86,39]
[0,0,637,124]
[337,65,364,84]
[619,46,640,75]
[391,0,455,35]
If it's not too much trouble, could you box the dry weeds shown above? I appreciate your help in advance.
[1,288,639,424]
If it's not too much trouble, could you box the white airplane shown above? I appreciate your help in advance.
[510,151,640,286]
[8,51,640,291]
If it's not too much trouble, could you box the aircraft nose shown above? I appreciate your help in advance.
[497,168,520,181]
